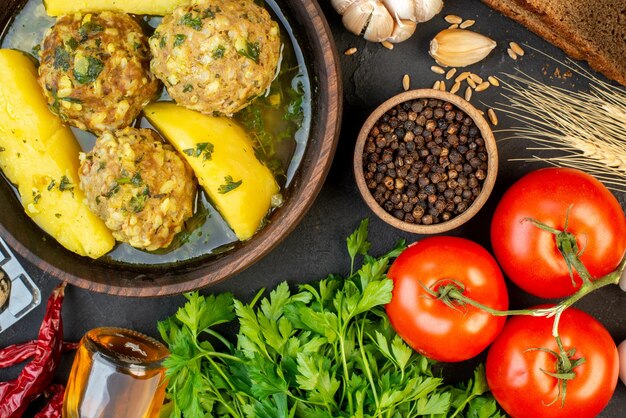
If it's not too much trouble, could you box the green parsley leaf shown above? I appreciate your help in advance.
[73,56,104,84]
[53,46,70,71]
[79,21,103,40]
[103,184,119,198]
[182,142,214,160]
[212,45,225,59]
[180,12,203,30]
[58,175,73,192]
[60,97,82,104]
[238,41,260,64]
[182,84,193,92]
[131,172,143,186]
[129,186,150,213]
[157,219,504,418]
[31,44,41,56]
[66,37,78,51]
[173,34,187,47]
[218,175,242,194]
[347,218,371,274]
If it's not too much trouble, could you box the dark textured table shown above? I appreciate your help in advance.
[1,0,625,416]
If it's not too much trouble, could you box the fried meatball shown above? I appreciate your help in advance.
[38,12,159,133]
[79,128,196,251]
[149,0,281,116]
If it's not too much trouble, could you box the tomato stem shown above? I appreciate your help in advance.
[523,206,594,287]
[426,253,626,318]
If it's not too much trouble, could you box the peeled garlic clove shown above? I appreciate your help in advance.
[341,0,376,37]
[387,19,417,43]
[429,28,496,67]
[362,2,394,42]
[332,0,361,15]
[412,0,444,23]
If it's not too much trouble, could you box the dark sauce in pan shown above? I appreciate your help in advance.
[1,0,311,266]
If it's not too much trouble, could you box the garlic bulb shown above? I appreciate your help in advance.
[429,28,497,67]
[332,0,444,44]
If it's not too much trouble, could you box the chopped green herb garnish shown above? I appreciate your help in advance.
[79,21,103,40]
[66,37,78,50]
[103,184,120,198]
[129,186,150,213]
[173,34,187,47]
[202,6,219,19]
[47,179,56,191]
[212,45,225,59]
[53,46,70,71]
[160,35,167,48]
[131,172,143,186]
[97,162,106,172]
[182,142,214,161]
[32,191,41,204]
[134,41,142,51]
[61,97,82,104]
[217,175,242,194]
[73,56,104,84]
[58,175,74,192]
[183,84,193,92]
[237,41,260,64]
[31,44,41,56]
[180,12,203,30]
[55,213,62,218]
[116,177,131,185]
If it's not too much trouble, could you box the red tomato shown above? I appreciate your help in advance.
[385,236,508,362]
[491,168,626,298]
[486,306,618,418]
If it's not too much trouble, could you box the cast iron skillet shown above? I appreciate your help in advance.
[0,0,342,297]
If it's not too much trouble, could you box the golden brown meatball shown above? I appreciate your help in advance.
[38,12,159,133]
[149,0,281,116]
[79,128,196,251]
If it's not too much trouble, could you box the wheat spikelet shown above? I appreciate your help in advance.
[492,46,626,192]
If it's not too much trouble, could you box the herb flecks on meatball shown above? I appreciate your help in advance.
[38,12,158,133]
[79,128,196,251]
[149,0,281,116]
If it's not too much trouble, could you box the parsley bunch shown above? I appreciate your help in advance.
[158,220,503,418]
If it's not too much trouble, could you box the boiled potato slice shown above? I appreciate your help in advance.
[0,49,115,259]
[44,0,189,16]
[144,103,280,241]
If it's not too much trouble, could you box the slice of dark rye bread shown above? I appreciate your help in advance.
[481,0,626,86]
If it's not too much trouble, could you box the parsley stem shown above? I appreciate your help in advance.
[357,316,380,413]
[337,292,355,415]
[202,328,234,351]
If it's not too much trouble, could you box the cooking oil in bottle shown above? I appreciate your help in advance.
[63,327,169,418]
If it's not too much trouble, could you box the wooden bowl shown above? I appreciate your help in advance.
[0,0,342,297]
[354,89,498,234]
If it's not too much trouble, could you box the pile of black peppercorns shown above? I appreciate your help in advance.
[362,98,488,225]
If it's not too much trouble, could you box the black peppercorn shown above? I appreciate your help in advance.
[363,98,488,226]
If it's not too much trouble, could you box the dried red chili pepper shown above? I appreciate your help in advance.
[0,340,78,369]
[0,341,37,368]
[33,384,65,418]
[0,282,66,417]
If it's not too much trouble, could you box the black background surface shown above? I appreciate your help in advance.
[1,0,625,416]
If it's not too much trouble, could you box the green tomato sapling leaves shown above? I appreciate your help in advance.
[157,219,503,418]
